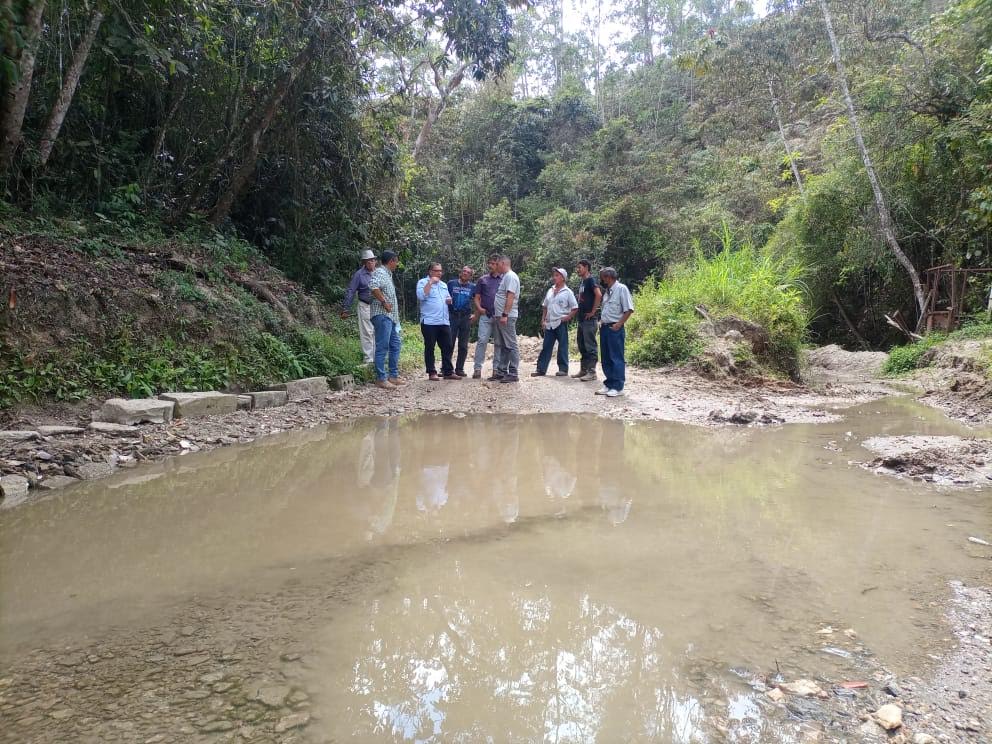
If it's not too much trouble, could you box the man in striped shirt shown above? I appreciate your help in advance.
[369,251,404,390]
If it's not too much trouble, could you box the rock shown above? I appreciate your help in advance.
[723,329,744,342]
[274,712,310,733]
[249,683,291,708]
[249,390,288,410]
[158,392,238,418]
[236,395,253,411]
[779,680,826,697]
[912,735,937,744]
[36,425,85,436]
[66,462,115,480]
[37,475,80,491]
[0,430,40,441]
[0,475,30,500]
[329,374,355,391]
[34,450,54,461]
[767,688,786,702]
[48,708,75,720]
[88,422,139,434]
[199,720,234,732]
[967,536,990,546]
[268,376,328,401]
[873,703,903,730]
[94,398,174,425]
[884,682,903,698]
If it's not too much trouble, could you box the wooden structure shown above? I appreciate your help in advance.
[921,264,992,333]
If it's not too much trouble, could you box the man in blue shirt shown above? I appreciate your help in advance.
[447,265,476,378]
[416,262,458,381]
[339,249,376,364]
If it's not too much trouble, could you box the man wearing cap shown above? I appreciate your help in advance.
[447,265,476,378]
[532,267,578,377]
[369,251,404,390]
[340,249,377,364]
[596,267,634,398]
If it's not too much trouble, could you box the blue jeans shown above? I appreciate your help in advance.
[600,324,626,391]
[536,323,569,374]
[474,315,496,372]
[372,314,401,381]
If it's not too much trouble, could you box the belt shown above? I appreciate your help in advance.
[359,298,372,304]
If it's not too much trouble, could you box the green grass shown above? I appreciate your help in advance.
[883,318,992,376]
[628,227,808,375]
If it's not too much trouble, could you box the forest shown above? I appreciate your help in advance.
[2,0,992,395]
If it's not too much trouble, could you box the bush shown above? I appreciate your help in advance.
[882,319,992,376]
[628,229,808,374]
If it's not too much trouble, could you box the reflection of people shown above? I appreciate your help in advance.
[353,420,401,539]
[340,249,377,364]
[492,420,520,523]
[417,262,458,381]
[597,421,632,525]
[596,267,635,398]
[532,268,578,377]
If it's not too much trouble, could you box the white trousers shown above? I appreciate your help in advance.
[358,302,374,363]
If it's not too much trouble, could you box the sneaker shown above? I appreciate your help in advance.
[594,386,610,395]
[580,372,598,382]
[500,375,519,383]
[605,388,624,397]
[472,370,482,379]
[570,370,586,379]
[374,380,392,390]
[428,373,440,381]
[388,377,406,386]
[555,370,568,376]
[530,372,545,377]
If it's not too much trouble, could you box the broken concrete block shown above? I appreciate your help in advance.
[67,462,115,480]
[237,395,253,411]
[159,392,238,418]
[36,425,85,436]
[0,474,30,500]
[94,398,174,425]
[88,422,139,434]
[0,430,40,442]
[37,475,81,491]
[268,376,328,401]
[329,375,354,391]
[249,390,287,410]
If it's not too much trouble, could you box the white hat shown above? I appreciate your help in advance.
[553,267,568,281]
[360,249,376,260]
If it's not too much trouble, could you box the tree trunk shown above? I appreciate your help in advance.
[768,78,804,198]
[410,62,468,164]
[143,72,189,188]
[37,8,104,167]
[208,38,318,225]
[0,0,47,171]
[819,0,926,326]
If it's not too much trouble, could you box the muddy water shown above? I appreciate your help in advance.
[1,398,990,742]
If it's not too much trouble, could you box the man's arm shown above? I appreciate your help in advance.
[503,291,515,317]
[587,285,603,319]
[565,291,579,323]
[340,271,360,316]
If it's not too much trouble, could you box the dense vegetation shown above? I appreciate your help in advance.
[3,0,992,395]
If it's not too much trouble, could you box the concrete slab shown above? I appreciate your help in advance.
[237,395,253,411]
[37,475,81,491]
[268,376,328,401]
[159,392,238,418]
[249,390,288,409]
[329,375,355,391]
[36,426,86,436]
[94,398,174,425]
[0,431,40,441]
[0,474,30,500]
[88,422,139,434]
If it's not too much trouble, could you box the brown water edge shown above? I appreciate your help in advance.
[0,397,989,742]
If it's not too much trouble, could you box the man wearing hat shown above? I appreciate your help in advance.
[532,267,578,377]
[340,249,377,364]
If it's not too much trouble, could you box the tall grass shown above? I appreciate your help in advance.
[628,226,809,374]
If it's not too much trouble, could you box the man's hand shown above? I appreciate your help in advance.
[499,315,508,326]
[611,322,623,332]
[384,302,393,313]
[430,276,440,284]
[584,311,595,320]
[470,314,478,323]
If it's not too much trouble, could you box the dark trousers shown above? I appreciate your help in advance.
[576,318,598,371]
[421,323,454,376]
[536,323,569,374]
[450,312,471,374]
[600,324,626,391]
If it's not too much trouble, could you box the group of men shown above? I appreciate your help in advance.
[341,251,634,397]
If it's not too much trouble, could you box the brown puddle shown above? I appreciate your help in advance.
[1,397,989,742]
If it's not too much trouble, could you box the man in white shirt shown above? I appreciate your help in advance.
[596,267,634,398]
[491,255,521,383]
[532,267,578,377]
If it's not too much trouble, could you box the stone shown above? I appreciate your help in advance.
[873,703,903,730]
[329,374,355,391]
[67,462,115,480]
[36,425,85,436]
[767,688,785,702]
[159,392,238,418]
[913,735,937,744]
[88,422,139,434]
[0,475,30,500]
[268,376,328,401]
[199,720,234,732]
[94,398,174,425]
[0,430,40,441]
[249,390,288,410]
[48,708,75,720]
[236,395,253,411]
[37,475,80,491]
[779,680,825,697]
[274,712,310,733]
[249,684,291,708]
